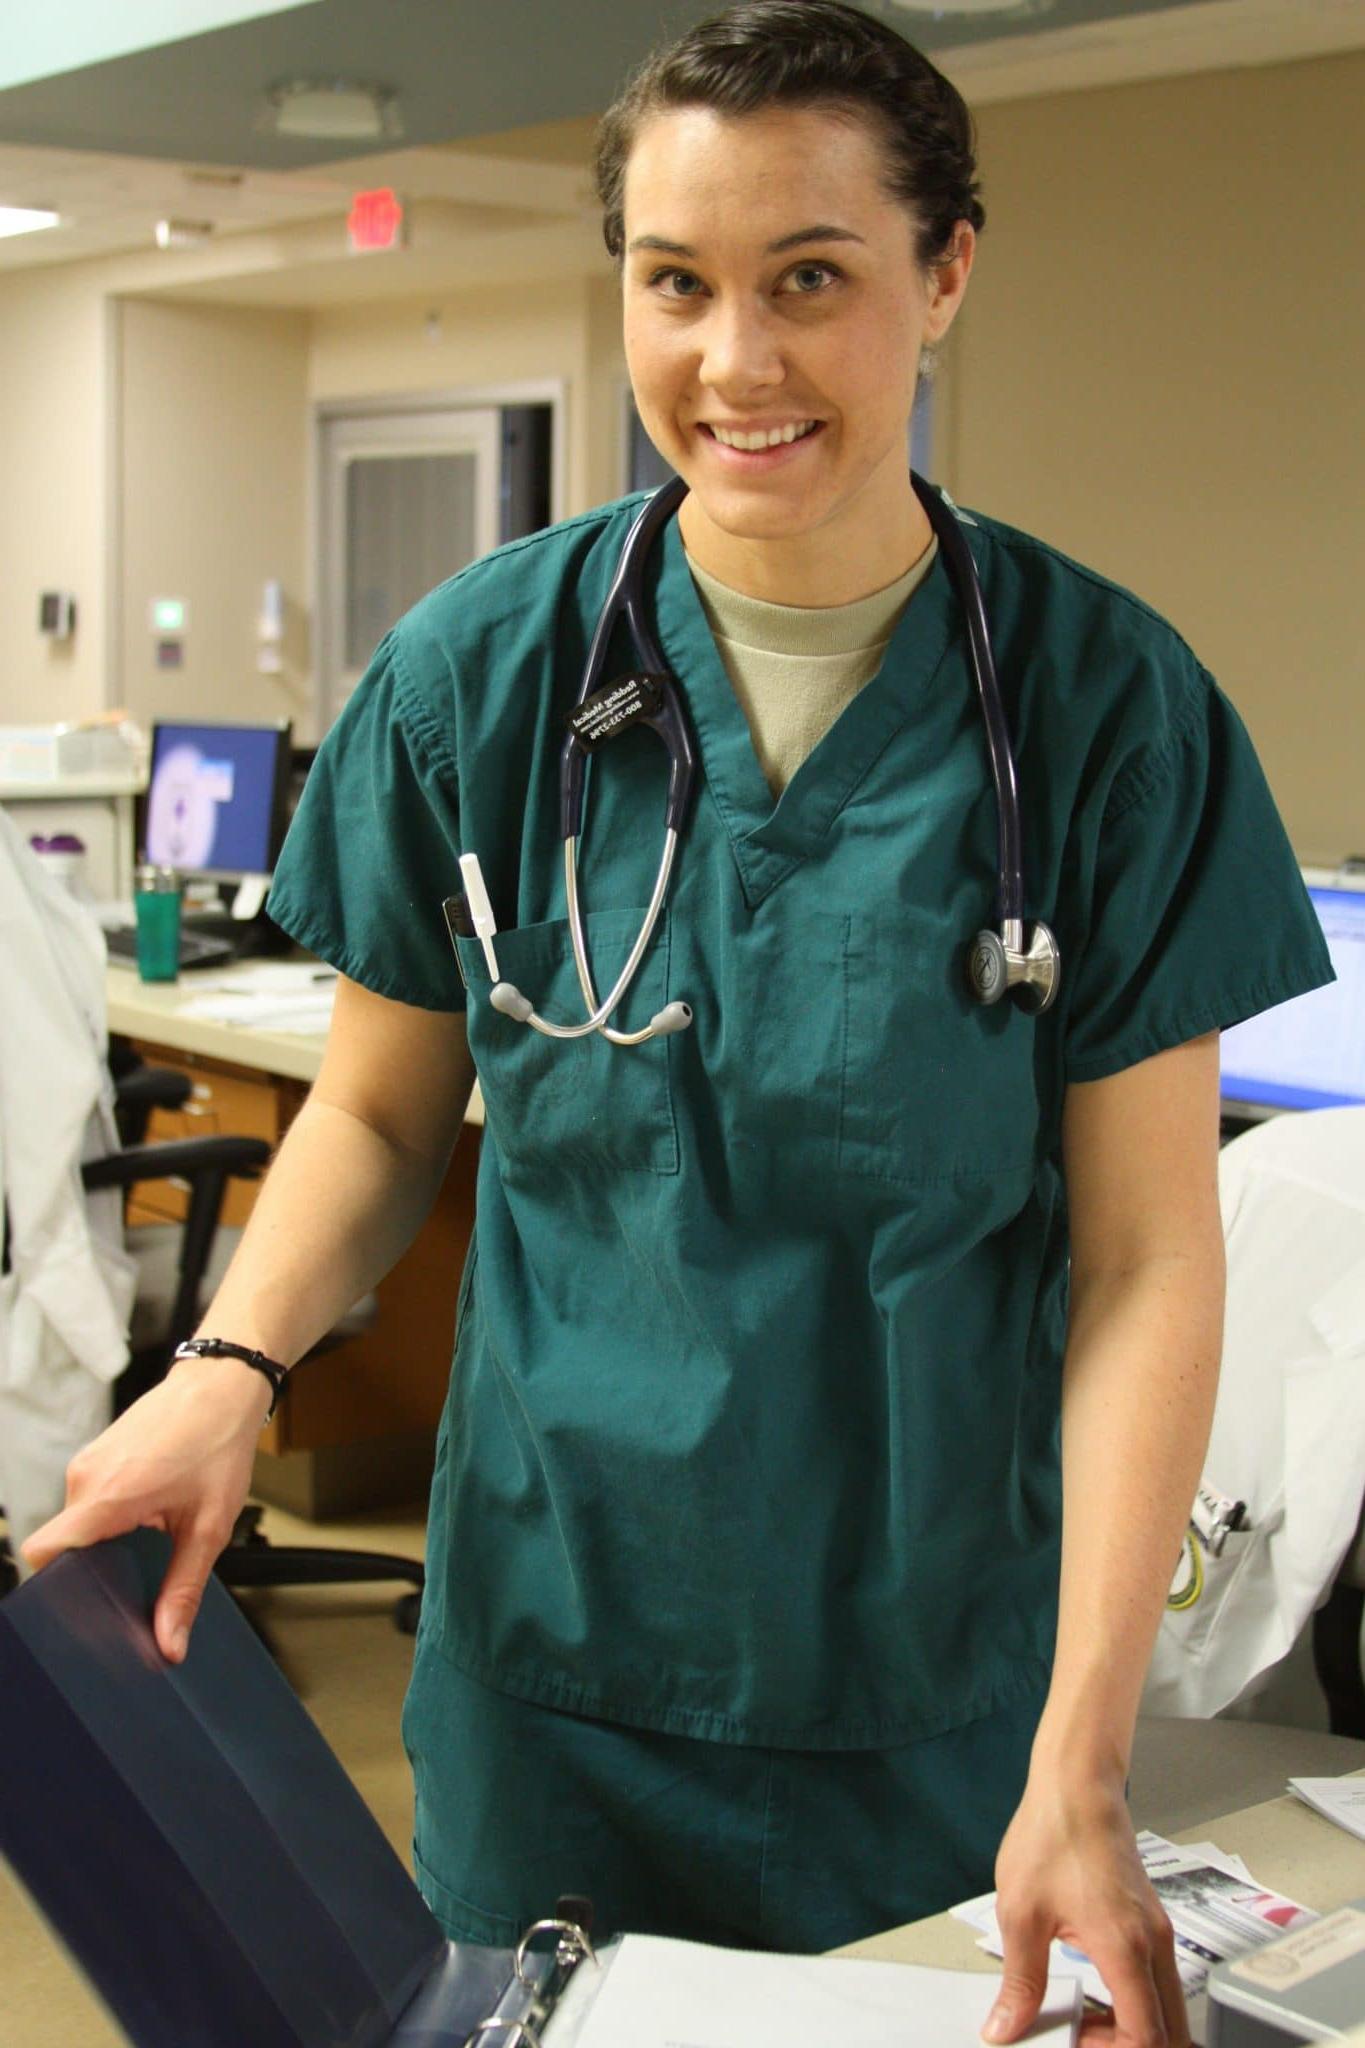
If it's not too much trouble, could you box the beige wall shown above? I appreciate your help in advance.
[0,268,111,724]
[585,271,629,510]
[958,51,1364,863]
[118,298,309,733]
[309,277,597,514]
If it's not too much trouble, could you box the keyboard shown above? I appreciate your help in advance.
[104,925,236,971]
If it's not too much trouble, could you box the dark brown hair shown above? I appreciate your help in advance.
[594,0,986,279]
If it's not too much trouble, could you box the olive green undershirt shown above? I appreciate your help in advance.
[686,534,940,798]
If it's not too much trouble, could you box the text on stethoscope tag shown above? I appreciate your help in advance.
[566,672,667,750]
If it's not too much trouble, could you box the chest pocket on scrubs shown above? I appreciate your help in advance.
[838,907,1042,1185]
[454,906,680,1178]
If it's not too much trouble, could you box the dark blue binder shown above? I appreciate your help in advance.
[0,1532,576,2047]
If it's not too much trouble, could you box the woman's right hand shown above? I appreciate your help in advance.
[20,1355,272,1663]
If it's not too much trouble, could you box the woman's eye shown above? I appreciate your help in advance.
[781,262,839,295]
[649,268,705,298]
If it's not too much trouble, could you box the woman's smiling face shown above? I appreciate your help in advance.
[621,101,973,598]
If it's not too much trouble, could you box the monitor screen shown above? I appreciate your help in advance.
[142,720,292,881]
[1220,879,1365,1113]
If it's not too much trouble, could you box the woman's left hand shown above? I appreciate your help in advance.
[981,1770,1190,2048]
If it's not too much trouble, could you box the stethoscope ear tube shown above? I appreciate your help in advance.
[911,472,1022,929]
[559,476,692,844]
[911,472,1060,1015]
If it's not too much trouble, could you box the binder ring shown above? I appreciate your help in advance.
[514,1914,598,1986]
[470,2020,542,2048]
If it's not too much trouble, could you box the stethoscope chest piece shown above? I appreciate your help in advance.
[969,919,1061,1014]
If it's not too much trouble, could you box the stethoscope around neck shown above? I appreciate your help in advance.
[452,469,1059,1046]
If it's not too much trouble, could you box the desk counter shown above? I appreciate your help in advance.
[106,959,484,1122]
[841,1781,1365,1975]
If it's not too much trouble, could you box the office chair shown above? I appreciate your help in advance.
[0,1082,264,1596]
[2,1053,423,1629]
[1314,1518,1365,1736]
[1142,1105,1365,1737]
[109,1055,425,1633]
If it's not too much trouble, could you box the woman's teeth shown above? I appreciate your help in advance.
[709,420,819,450]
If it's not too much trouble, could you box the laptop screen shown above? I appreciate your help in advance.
[1220,878,1365,1113]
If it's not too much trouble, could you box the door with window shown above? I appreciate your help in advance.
[318,407,500,729]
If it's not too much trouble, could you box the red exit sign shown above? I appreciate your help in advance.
[348,188,404,252]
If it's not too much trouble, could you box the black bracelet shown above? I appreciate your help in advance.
[172,1338,288,1419]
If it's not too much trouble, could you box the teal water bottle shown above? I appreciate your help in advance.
[132,862,182,982]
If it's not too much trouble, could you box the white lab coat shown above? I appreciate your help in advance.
[0,811,135,1556]
[1142,1106,1365,1718]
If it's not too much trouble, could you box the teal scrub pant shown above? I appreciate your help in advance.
[402,1644,1046,1954]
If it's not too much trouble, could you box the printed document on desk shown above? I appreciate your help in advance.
[953,1830,1316,2044]
[176,964,337,1032]
[1290,1775,1365,1841]
[541,1931,1082,2047]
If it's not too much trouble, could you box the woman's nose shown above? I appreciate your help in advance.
[697,301,785,397]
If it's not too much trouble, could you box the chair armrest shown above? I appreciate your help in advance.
[85,1135,274,1357]
[114,1067,193,1116]
[82,1136,271,1192]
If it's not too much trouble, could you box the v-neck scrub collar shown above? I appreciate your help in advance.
[650,510,962,904]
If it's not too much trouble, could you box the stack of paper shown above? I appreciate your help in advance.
[1289,1775,1365,1841]
[177,961,337,1034]
[953,1832,1316,2038]
[541,1931,1083,2047]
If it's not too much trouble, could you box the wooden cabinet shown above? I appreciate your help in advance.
[125,1043,304,1229]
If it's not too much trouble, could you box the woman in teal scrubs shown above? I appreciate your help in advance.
[28,5,1333,2042]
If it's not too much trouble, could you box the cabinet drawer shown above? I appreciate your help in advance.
[124,1044,302,1229]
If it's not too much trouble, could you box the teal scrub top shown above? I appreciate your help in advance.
[267,487,1334,1751]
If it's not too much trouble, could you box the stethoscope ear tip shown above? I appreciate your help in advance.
[489,981,534,1023]
[649,1000,693,1037]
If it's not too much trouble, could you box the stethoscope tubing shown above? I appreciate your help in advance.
[560,478,689,843]
[908,475,1023,931]
[469,466,1056,1041]
[565,470,1025,933]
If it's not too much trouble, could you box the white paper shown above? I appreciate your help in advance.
[189,961,338,992]
[545,1931,1080,2048]
[177,985,335,1032]
[953,1831,1314,2014]
[1289,1775,1365,1841]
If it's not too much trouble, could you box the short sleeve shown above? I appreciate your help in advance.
[1063,669,1334,1082]
[266,631,465,1012]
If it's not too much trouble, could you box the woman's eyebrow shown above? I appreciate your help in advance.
[627,224,866,258]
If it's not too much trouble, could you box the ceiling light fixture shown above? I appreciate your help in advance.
[263,78,402,143]
[0,205,60,240]
[890,0,1054,16]
[155,218,215,250]
[183,168,245,190]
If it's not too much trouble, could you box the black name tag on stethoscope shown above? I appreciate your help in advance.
[566,672,666,750]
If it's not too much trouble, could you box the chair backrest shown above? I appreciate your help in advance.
[1142,1107,1365,1719]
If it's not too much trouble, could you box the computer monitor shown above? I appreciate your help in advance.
[1220,870,1365,1117]
[141,720,292,884]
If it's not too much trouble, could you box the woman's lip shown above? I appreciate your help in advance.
[695,420,827,468]
[699,421,823,439]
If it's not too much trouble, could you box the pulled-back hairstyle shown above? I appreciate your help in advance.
[595,0,986,282]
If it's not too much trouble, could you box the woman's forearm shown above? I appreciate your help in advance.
[189,1094,455,1370]
[1031,1239,1225,1780]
